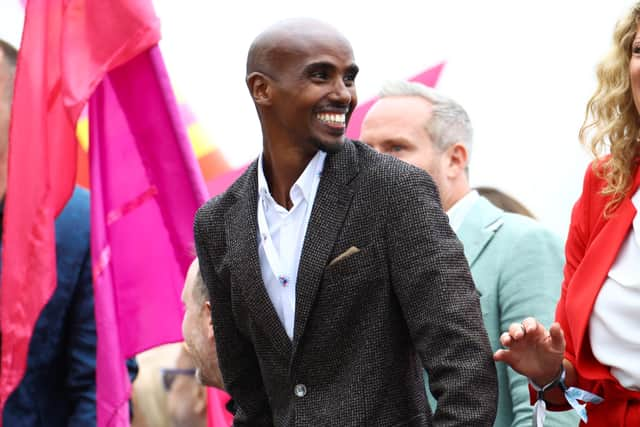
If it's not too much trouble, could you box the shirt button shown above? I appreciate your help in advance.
[294,384,307,397]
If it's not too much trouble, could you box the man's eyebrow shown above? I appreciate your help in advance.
[303,61,335,72]
[302,61,359,76]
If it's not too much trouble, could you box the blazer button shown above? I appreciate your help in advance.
[294,384,307,397]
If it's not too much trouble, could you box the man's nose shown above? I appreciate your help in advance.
[330,78,351,104]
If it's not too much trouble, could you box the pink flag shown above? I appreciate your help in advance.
[0,0,158,420]
[89,46,209,426]
[345,62,446,139]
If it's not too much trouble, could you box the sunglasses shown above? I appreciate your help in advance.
[160,368,196,391]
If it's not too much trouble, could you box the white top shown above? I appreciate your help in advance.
[256,151,326,340]
[590,188,640,390]
[446,190,480,232]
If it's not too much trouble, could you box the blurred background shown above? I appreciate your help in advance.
[0,0,636,237]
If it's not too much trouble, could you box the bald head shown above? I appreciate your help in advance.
[185,258,207,304]
[246,18,351,78]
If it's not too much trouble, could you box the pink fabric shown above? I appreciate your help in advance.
[345,62,446,139]
[207,388,234,427]
[89,46,208,426]
[0,1,158,421]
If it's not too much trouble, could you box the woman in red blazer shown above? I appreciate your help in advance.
[494,3,640,426]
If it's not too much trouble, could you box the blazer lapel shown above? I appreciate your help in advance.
[226,161,292,358]
[568,170,640,375]
[291,142,358,352]
[457,197,504,268]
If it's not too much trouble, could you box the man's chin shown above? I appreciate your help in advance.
[317,136,346,154]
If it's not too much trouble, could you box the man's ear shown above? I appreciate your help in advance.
[246,72,272,106]
[445,142,468,178]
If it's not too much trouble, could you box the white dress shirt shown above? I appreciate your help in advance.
[256,151,326,340]
[446,190,480,232]
[590,187,640,390]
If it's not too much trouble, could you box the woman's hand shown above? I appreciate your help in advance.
[493,317,566,385]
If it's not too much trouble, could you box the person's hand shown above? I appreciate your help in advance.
[493,317,565,385]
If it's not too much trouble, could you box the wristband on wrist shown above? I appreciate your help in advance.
[528,364,604,427]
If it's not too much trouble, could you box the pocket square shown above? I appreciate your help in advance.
[328,246,360,266]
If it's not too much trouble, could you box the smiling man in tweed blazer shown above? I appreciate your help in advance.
[194,18,497,426]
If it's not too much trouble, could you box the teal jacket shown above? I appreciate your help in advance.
[426,196,579,426]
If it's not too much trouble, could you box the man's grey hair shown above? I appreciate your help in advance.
[378,80,473,161]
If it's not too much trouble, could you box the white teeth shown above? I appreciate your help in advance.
[317,113,345,125]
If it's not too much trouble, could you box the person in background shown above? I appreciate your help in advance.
[494,3,640,426]
[132,340,229,427]
[195,18,497,426]
[166,345,207,427]
[475,186,536,219]
[181,258,224,390]
[131,343,181,427]
[1,38,101,426]
[179,258,234,420]
[1,37,139,427]
[360,80,578,427]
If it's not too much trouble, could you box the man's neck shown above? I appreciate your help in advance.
[262,144,317,209]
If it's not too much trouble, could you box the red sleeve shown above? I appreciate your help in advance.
[530,164,597,410]
[556,164,594,364]
[530,165,602,411]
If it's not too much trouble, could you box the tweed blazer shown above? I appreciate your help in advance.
[194,140,498,427]
[425,197,579,427]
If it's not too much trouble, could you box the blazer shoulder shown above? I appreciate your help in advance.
[196,162,256,219]
[462,198,562,258]
[580,159,611,211]
[351,139,435,191]
[498,211,562,247]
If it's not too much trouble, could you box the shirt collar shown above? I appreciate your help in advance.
[446,190,480,232]
[257,150,326,206]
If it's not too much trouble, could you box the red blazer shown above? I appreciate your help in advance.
[553,160,640,426]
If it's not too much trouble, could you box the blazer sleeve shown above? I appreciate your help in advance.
[386,171,498,426]
[559,165,600,372]
[194,207,273,427]
[496,223,579,426]
[65,245,98,427]
[542,163,600,412]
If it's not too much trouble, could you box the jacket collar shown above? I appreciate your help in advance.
[224,140,360,359]
[456,196,505,268]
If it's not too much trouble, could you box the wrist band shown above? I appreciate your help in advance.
[529,364,604,427]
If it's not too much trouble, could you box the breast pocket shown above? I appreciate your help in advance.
[323,244,381,285]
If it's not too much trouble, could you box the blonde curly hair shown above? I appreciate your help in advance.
[580,2,640,215]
